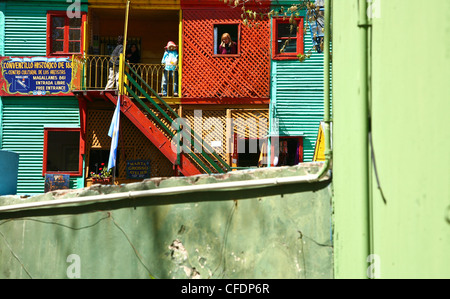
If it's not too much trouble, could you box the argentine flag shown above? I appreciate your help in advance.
[108,95,121,171]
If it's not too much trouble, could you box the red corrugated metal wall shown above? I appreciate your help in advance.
[181,5,271,100]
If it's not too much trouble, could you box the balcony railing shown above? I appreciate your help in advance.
[71,54,179,97]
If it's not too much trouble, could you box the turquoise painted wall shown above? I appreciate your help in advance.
[0,2,5,56]
[0,3,4,148]
[1,1,88,194]
[3,0,88,56]
[1,97,83,195]
[0,98,3,149]
[269,3,327,162]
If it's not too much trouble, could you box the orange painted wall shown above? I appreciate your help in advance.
[88,8,179,64]
[181,7,271,100]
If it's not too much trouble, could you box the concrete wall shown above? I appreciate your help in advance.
[0,164,333,279]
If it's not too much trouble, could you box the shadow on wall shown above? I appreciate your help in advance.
[0,165,333,279]
[0,180,330,220]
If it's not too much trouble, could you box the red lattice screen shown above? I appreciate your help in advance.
[182,7,271,100]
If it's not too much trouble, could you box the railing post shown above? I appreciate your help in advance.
[176,127,182,166]
[82,53,86,90]
[118,53,125,95]
[70,55,75,91]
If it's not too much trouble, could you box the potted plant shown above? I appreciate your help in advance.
[90,163,113,185]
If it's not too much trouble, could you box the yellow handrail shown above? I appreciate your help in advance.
[119,53,125,95]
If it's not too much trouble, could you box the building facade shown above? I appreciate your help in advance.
[269,0,326,165]
[0,0,326,194]
[0,1,89,194]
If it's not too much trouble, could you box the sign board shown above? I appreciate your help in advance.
[44,174,70,193]
[126,160,151,179]
[0,56,73,96]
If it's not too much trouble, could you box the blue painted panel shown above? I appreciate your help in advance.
[0,150,19,195]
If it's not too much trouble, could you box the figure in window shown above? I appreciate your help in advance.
[126,43,141,94]
[218,33,237,55]
[126,43,141,64]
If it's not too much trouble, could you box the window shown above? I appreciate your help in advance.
[43,128,83,176]
[47,11,85,56]
[272,17,304,60]
[88,149,119,178]
[213,23,240,56]
[237,138,262,167]
[276,136,303,166]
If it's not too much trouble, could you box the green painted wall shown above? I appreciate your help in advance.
[0,165,333,279]
[0,2,5,56]
[333,0,450,278]
[0,4,4,149]
[3,0,88,56]
[0,98,3,149]
[1,0,88,194]
[269,3,327,162]
[332,0,369,279]
[1,97,83,195]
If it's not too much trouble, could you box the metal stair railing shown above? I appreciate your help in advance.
[69,54,231,174]
[124,61,231,174]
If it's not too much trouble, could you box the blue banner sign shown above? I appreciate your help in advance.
[0,56,72,96]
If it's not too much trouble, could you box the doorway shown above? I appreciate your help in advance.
[87,8,180,64]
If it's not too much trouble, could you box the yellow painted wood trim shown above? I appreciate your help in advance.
[119,53,125,95]
[178,9,182,96]
[88,4,180,10]
[313,122,326,161]
[181,105,269,110]
[150,97,181,105]
[83,18,88,54]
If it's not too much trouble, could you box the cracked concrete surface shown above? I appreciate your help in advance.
[0,164,333,278]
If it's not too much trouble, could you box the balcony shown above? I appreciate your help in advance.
[71,54,179,99]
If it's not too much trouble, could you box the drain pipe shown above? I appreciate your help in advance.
[0,170,330,213]
[317,0,333,180]
[357,0,371,277]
